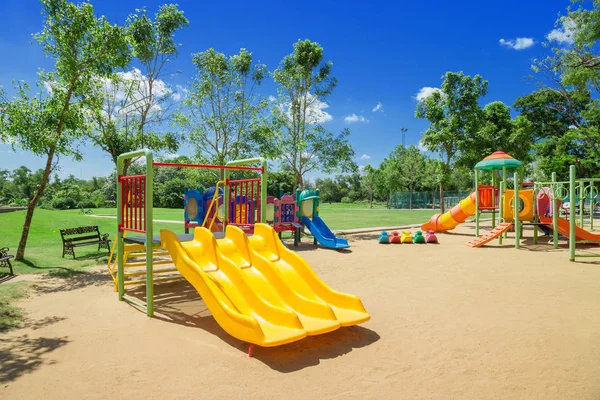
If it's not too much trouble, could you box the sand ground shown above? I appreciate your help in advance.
[1,222,600,400]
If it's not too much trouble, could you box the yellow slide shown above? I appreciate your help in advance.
[162,229,306,347]
[248,224,370,327]
[160,224,369,348]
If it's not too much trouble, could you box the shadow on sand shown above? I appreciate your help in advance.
[0,329,69,384]
[126,280,378,372]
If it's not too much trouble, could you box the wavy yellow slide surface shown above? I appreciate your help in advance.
[161,229,306,347]
[248,224,370,327]
[160,224,369,347]
[421,192,477,232]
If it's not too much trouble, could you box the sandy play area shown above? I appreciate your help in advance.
[1,222,600,400]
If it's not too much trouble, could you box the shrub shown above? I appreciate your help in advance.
[52,197,77,210]
[77,199,97,209]
[341,196,351,204]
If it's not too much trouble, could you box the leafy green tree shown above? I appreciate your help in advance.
[266,170,295,197]
[415,71,488,212]
[256,39,356,189]
[175,48,268,169]
[422,159,444,209]
[0,0,129,260]
[392,145,426,209]
[86,4,188,175]
[361,165,378,208]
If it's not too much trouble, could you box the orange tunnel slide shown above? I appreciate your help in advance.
[421,192,477,232]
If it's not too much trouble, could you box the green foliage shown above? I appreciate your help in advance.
[258,39,356,188]
[0,282,30,332]
[176,48,268,166]
[86,4,188,175]
[0,0,130,260]
[266,170,295,197]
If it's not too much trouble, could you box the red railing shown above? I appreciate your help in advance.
[119,175,146,233]
[229,178,261,227]
[478,185,499,210]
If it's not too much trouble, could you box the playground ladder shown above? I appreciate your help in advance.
[466,222,513,248]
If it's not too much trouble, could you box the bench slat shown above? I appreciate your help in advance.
[65,235,101,242]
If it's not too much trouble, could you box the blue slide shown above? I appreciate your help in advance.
[301,216,350,249]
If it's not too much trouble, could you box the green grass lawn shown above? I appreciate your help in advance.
[0,204,438,274]
[0,209,179,274]
[0,281,30,332]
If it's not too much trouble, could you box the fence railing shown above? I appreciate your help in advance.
[388,191,472,210]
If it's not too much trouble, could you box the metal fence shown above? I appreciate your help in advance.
[388,191,472,210]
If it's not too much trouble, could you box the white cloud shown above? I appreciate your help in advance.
[165,153,180,160]
[280,93,333,124]
[96,68,174,116]
[43,81,54,95]
[344,113,369,123]
[499,37,535,50]
[360,154,371,160]
[415,87,442,102]
[372,102,383,112]
[546,18,576,44]
[268,95,276,102]
[418,141,428,152]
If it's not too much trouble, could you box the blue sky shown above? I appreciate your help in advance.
[0,0,572,180]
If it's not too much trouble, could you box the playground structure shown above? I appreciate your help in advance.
[108,149,368,353]
[421,151,600,261]
[297,188,349,250]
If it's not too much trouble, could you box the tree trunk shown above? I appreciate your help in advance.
[439,182,445,213]
[369,190,373,209]
[409,190,413,210]
[16,147,56,260]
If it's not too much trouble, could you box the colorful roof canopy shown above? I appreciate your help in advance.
[474,151,522,171]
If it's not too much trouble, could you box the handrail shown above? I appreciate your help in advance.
[202,180,225,231]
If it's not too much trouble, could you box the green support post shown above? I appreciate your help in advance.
[514,171,520,249]
[532,185,538,245]
[491,171,496,229]
[499,181,504,245]
[296,189,302,244]
[569,165,576,261]
[117,149,154,317]
[475,169,479,237]
[579,181,584,229]
[589,182,594,231]
[502,166,508,239]
[551,172,559,249]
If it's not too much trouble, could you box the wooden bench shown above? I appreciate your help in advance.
[60,226,111,259]
[0,247,14,275]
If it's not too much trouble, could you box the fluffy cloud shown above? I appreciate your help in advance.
[372,102,383,112]
[499,37,535,50]
[415,87,442,102]
[546,19,576,44]
[344,113,369,123]
[97,68,174,115]
[360,154,371,160]
[268,95,276,102]
[281,93,332,124]
[418,141,428,152]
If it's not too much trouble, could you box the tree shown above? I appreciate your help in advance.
[515,0,600,179]
[422,159,444,209]
[0,0,129,260]
[361,165,378,208]
[257,39,356,189]
[86,4,188,175]
[415,71,488,212]
[460,101,534,169]
[176,48,268,169]
[392,145,426,209]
